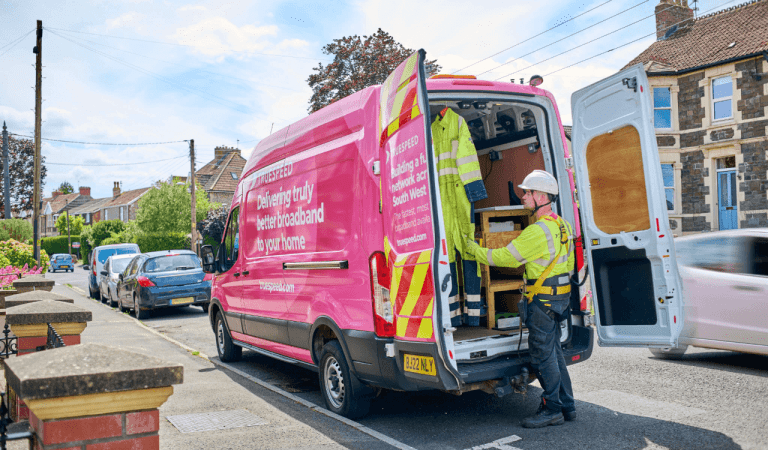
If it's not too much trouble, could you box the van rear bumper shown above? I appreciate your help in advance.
[457,325,593,384]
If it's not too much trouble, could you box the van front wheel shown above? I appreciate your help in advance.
[319,341,371,419]
[216,312,242,362]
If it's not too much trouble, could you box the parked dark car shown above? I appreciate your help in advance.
[116,250,210,319]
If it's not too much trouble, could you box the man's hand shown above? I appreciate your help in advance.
[465,238,480,254]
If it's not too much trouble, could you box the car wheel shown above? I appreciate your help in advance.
[202,303,209,314]
[215,312,242,362]
[318,341,371,419]
[134,294,149,320]
[109,290,117,307]
[649,345,688,359]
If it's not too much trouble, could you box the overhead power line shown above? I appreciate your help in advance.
[452,0,616,74]
[9,133,188,145]
[495,0,739,81]
[46,26,332,62]
[477,0,649,77]
[46,156,188,166]
[0,29,35,58]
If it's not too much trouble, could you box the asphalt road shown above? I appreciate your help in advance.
[51,267,768,450]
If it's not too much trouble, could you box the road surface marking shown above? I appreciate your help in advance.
[466,434,522,450]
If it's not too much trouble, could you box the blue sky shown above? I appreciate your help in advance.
[0,0,738,199]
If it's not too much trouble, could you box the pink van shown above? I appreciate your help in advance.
[201,51,684,418]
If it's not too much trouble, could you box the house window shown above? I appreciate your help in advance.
[86,213,90,223]
[712,76,733,121]
[120,207,124,221]
[661,164,675,212]
[230,172,238,180]
[105,209,108,220]
[653,87,672,129]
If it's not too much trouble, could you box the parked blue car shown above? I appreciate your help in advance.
[116,250,210,320]
[49,254,74,272]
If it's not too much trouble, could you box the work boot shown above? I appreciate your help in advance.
[521,404,564,429]
[562,408,576,421]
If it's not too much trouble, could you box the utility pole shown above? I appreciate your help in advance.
[32,20,43,265]
[189,139,196,253]
[2,122,10,218]
[66,202,71,255]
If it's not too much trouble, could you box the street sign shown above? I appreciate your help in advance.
[72,242,80,248]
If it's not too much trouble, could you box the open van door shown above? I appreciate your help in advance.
[571,64,684,348]
[378,50,451,348]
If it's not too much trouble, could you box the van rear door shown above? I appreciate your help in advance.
[571,64,684,348]
[379,50,451,344]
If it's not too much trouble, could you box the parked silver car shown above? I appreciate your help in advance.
[651,229,768,358]
[99,254,137,307]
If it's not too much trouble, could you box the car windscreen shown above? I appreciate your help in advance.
[143,254,201,273]
[98,248,137,264]
[54,255,71,261]
[111,258,132,274]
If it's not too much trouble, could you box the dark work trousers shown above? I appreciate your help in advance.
[447,253,482,327]
[525,297,575,413]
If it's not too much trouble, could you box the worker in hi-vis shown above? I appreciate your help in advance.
[466,170,576,428]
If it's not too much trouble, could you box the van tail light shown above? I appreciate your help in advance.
[137,276,156,288]
[370,252,395,337]
[580,289,591,312]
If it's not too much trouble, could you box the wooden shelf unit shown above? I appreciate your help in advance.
[476,208,532,329]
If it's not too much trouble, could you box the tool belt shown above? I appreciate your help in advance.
[525,276,571,299]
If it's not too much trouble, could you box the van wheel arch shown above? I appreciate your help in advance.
[209,298,223,329]
[310,317,353,370]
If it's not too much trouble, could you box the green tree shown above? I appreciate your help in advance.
[136,182,216,235]
[55,214,84,236]
[307,28,441,113]
[1,135,48,218]
[89,220,126,248]
[0,219,33,242]
[58,181,74,194]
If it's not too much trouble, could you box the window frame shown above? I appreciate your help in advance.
[711,75,733,122]
[653,87,672,130]
[661,163,676,213]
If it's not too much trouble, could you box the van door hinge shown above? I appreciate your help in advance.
[372,160,381,175]
[564,156,574,169]
[622,77,638,92]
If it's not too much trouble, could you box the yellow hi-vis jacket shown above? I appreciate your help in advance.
[467,214,575,281]
[431,108,487,263]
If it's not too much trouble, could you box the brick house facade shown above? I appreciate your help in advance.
[196,146,247,209]
[626,0,768,234]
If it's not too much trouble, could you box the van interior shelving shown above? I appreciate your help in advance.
[428,98,569,361]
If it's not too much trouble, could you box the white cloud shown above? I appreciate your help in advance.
[106,12,146,31]
[172,17,280,57]
[177,5,208,13]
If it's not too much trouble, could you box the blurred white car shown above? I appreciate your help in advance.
[99,254,137,307]
[651,229,768,358]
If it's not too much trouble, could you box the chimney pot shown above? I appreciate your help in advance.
[112,182,121,199]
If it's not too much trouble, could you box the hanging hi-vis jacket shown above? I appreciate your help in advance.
[431,108,487,262]
[467,214,575,281]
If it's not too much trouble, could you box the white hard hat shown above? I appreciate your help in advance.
[518,170,559,195]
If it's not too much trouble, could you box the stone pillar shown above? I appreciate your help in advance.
[12,275,54,294]
[3,343,183,450]
[2,290,74,309]
[5,300,92,421]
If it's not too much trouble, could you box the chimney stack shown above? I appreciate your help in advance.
[213,146,240,165]
[79,186,91,197]
[655,0,694,40]
[52,190,61,198]
[112,182,121,199]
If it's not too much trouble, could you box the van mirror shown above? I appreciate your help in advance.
[83,264,90,270]
[119,273,124,281]
[201,245,216,273]
[100,270,108,276]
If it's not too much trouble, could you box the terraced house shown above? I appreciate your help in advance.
[626,0,768,234]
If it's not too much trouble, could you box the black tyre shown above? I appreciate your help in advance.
[134,293,149,320]
[318,341,371,419]
[108,289,117,308]
[215,312,242,362]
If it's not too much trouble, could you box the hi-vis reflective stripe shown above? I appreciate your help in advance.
[379,52,420,136]
[390,249,435,340]
[380,95,421,147]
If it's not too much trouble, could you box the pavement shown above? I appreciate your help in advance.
[26,282,408,450]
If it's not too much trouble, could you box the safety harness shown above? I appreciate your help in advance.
[523,216,573,320]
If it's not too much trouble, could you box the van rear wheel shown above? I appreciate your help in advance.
[318,341,371,419]
[215,312,242,362]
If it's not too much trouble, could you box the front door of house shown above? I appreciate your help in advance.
[718,170,738,230]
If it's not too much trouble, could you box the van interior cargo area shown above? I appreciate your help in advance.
[428,98,569,362]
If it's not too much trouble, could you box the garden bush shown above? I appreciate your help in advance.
[134,232,189,253]
[0,239,49,272]
[41,235,80,257]
[0,219,33,242]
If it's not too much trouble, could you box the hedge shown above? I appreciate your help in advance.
[41,235,81,257]
[135,232,190,253]
[0,219,33,242]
